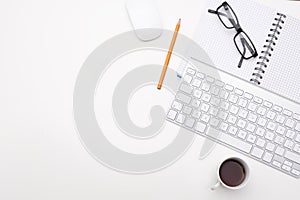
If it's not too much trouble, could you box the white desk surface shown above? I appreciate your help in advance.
[1,0,300,199]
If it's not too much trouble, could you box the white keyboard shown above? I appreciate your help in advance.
[167,67,300,178]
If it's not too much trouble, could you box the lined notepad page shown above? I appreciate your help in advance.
[261,16,300,103]
[195,0,276,80]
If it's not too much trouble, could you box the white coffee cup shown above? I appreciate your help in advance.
[211,157,250,190]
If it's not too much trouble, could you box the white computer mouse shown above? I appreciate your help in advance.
[126,0,163,41]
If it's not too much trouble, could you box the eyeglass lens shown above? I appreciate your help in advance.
[217,4,238,28]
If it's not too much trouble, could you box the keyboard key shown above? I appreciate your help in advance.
[247,134,256,143]
[244,92,253,100]
[224,84,234,91]
[183,106,192,114]
[282,165,291,172]
[275,115,285,124]
[248,102,257,112]
[180,83,193,94]
[266,111,276,120]
[172,101,183,110]
[293,113,300,121]
[274,136,284,145]
[263,152,273,162]
[256,138,266,148]
[263,101,272,108]
[246,123,256,133]
[234,88,243,95]
[293,163,300,171]
[206,76,214,83]
[229,105,239,114]
[237,119,247,128]
[238,98,248,108]
[191,99,200,108]
[266,142,275,152]
[196,72,205,79]
[218,111,228,121]
[209,107,219,116]
[265,131,275,140]
[251,147,264,158]
[201,93,211,102]
[215,80,224,87]
[220,122,229,132]
[291,169,300,176]
[293,144,300,154]
[275,125,285,135]
[295,123,300,131]
[285,130,296,139]
[285,150,300,164]
[209,118,220,128]
[284,140,294,149]
[210,97,220,106]
[272,160,282,168]
[200,103,210,112]
[275,146,285,156]
[176,114,186,124]
[285,118,295,128]
[184,75,193,83]
[220,101,229,110]
[219,90,229,99]
[195,122,207,133]
[207,128,252,153]
[228,126,238,135]
[273,155,284,164]
[210,86,220,96]
[191,78,202,87]
[176,92,191,104]
[296,134,300,143]
[257,106,267,115]
[257,117,267,126]
[185,117,195,128]
[186,68,196,75]
[228,94,239,103]
[266,121,276,131]
[201,82,210,91]
[284,160,293,167]
[200,114,210,123]
[272,105,283,112]
[255,127,265,137]
[283,109,292,116]
[237,130,247,139]
[247,113,257,122]
[253,96,263,104]
[238,109,248,119]
[227,115,237,124]
[192,110,201,119]
[193,89,202,98]
[167,110,177,120]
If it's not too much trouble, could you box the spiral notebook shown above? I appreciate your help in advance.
[191,0,300,104]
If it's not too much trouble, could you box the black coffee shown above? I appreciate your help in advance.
[219,159,246,187]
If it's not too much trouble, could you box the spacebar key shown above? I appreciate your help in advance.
[206,128,252,153]
[285,151,300,164]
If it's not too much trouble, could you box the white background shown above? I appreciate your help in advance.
[0,0,300,199]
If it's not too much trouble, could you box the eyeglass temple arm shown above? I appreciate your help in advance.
[208,9,227,17]
[208,9,238,27]
[238,39,247,68]
[240,36,257,56]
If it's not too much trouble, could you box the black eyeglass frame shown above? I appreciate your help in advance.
[208,2,258,63]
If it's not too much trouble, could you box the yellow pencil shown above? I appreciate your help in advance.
[157,18,181,90]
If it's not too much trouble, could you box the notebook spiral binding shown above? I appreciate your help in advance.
[250,13,286,85]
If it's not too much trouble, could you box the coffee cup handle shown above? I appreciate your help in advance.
[211,181,220,190]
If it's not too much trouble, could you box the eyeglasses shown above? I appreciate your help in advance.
[208,1,258,68]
